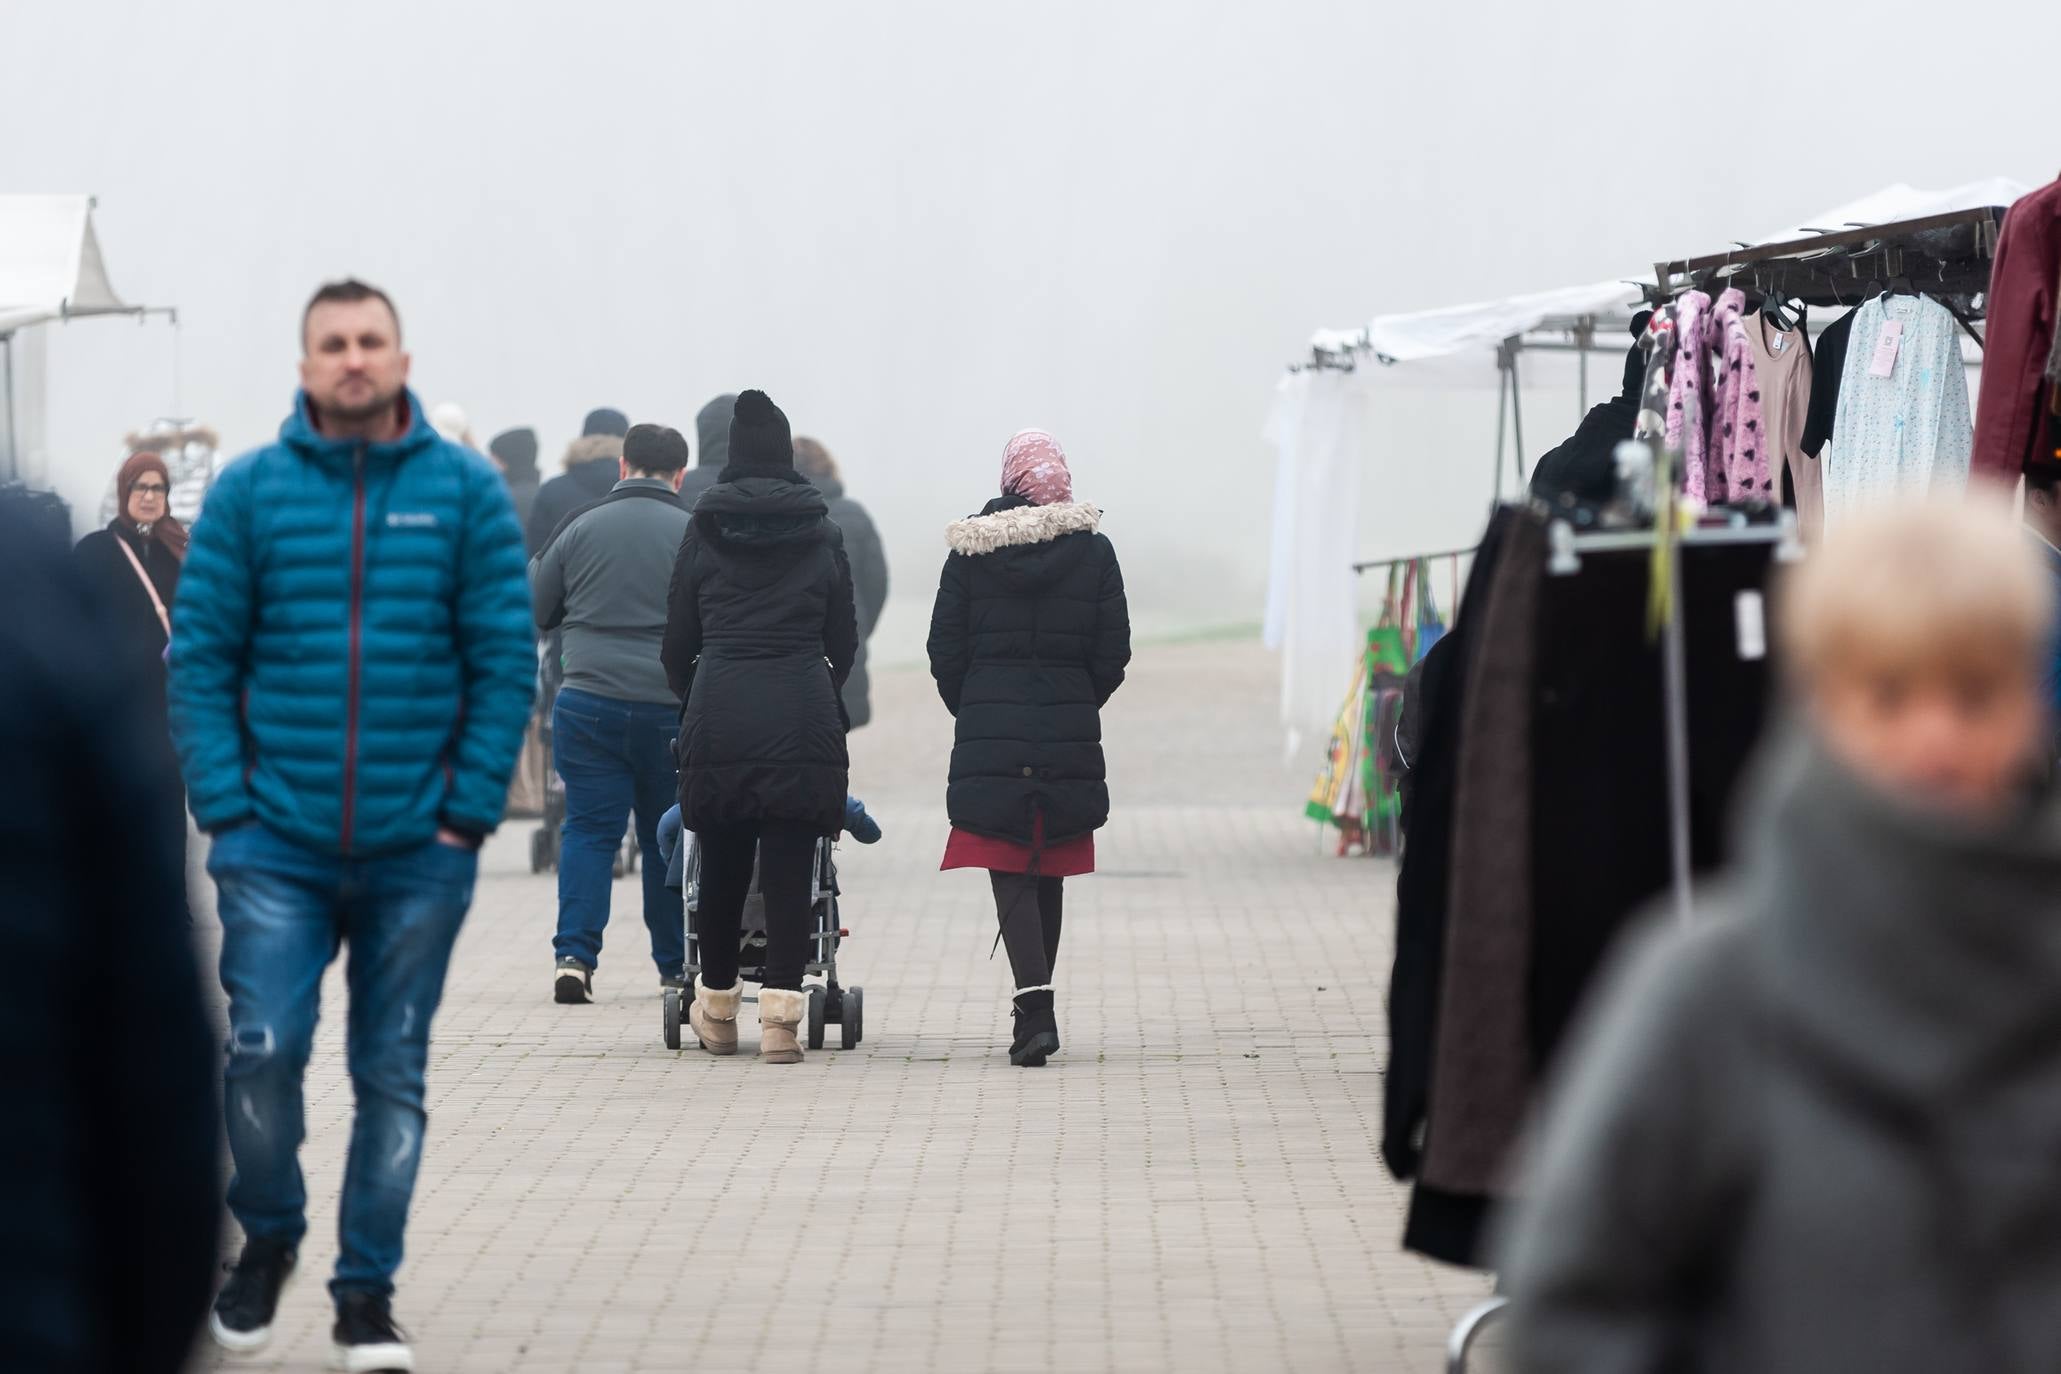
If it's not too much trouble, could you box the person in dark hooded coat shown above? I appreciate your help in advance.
[1527,310,1653,513]
[662,390,857,1065]
[795,436,890,729]
[678,393,738,513]
[525,408,629,553]
[488,426,543,550]
[927,428,1130,1067]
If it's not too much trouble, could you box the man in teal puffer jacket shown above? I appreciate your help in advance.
[169,279,533,1372]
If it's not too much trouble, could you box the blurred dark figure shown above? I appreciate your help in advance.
[794,436,890,729]
[489,426,543,549]
[73,450,192,920]
[1,502,218,1373]
[525,407,629,553]
[680,392,738,511]
[1500,502,2061,1372]
[1527,309,1653,512]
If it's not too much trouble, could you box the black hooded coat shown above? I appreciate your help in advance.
[662,475,858,834]
[926,495,1131,847]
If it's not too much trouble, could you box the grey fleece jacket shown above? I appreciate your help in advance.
[1499,734,2061,1373]
[529,479,690,705]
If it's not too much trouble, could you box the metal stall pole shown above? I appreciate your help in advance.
[1504,336,1528,492]
[2,332,15,483]
[1491,349,1511,504]
[1660,525,1694,924]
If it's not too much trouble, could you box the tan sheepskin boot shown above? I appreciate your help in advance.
[758,988,808,1064]
[689,977,741,1056]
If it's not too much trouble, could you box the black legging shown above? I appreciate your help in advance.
[989,872,1064,989]
[695,820,817,992]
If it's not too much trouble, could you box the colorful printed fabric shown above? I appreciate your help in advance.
[1707,287,1771,503]
[1666,291,1713,503]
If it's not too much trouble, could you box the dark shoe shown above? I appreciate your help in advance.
[1010,987,1060,1068]
[209,1235,297,1353]
[554,956,593,1004]
[332,1291,414,1372]
[660,972,688,995]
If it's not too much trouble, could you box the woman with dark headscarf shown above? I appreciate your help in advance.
[927,429,1132,1066]
[662,391,859,1064]
[75,450,192,916]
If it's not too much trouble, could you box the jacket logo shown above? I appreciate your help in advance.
[386,512,439,529]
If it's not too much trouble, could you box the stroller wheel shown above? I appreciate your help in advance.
[840,987,864,1050]
[807,985,827,1051]
[662,987,682,1051]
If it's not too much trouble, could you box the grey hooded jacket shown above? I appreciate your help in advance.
[1499,733,2061,1373]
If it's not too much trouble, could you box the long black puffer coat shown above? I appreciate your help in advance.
[662,476,858,835]
[926,496,1131,847]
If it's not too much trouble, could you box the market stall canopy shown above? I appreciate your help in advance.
[0,194,142,335]
[1304,177,2034,381]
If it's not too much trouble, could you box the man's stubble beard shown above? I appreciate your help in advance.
[320,382,405,425]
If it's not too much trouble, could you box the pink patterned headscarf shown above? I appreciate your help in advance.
[1001,428,1074,506]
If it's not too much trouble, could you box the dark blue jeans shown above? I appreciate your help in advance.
[551,686,685,977]
[208,823,476,1299]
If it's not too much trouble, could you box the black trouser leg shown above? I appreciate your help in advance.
[692,823,760,990]
[1038,876,1063,974]
[989,872,1051,989]
[754,821,817,992]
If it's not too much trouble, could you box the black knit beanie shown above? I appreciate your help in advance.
[582,407,630,438]
[488,426,539,477]
[723,390,794,478]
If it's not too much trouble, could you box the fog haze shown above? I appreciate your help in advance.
[9,0,2059,662]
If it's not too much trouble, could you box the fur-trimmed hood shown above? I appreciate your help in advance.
[946,500,1102,557]
[563,433,624,469]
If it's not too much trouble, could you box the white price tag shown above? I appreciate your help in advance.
[1735,590,1767,661]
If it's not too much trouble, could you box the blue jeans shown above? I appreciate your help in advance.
[551,686,685,977]
[208,822,476,1299]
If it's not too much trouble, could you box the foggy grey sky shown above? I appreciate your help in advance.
[10,0,2060,661]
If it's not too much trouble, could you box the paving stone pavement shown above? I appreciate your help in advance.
[191,638,1493,1373]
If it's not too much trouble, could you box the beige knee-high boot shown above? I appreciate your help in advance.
[758,988,808,1064]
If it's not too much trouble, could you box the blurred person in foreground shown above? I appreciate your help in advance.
[795,435,890,729]
[75,449,192,919]
[1499,498,2061,1372]
[171,279,532,1371]
[525,407,628,554]
[2,504,217,1371]
[530,422,693,1003]
[663,390,857,1064]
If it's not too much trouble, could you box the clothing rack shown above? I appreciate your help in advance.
[1546,512,1802,923]
[1351,544,1478,575]
[1649,206,2006,330]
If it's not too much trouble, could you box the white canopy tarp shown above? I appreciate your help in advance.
[1325,178,2034,382]
[0,194,136,336]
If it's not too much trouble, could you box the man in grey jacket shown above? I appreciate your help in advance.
[531,423,693,1003]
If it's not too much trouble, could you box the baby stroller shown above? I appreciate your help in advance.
[659,829,865,1052]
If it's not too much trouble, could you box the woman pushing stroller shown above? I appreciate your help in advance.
[928,428,1132,1065]
[662,390,858,1064]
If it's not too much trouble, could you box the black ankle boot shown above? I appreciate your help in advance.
[1010,987,1059,1067]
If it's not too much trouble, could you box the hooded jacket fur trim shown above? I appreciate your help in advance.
[563,434,624,469]
[946,502,1102,556]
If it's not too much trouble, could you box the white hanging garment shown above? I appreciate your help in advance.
[1822,294,1974,527]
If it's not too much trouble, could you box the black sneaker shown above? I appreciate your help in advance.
[554,956,593,1004]
[332,1291,414,1372]
[660,972,688,995]
[208,1235,297,1353]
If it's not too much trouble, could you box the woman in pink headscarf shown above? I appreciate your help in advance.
[926,428,1132,1065]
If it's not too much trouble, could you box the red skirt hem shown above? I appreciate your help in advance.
[940,824,1095,877]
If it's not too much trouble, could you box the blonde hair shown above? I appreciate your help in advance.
[1779,497,2054,687]
[793,436,840,486]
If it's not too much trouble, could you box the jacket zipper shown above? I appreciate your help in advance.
[341,447,367,853]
